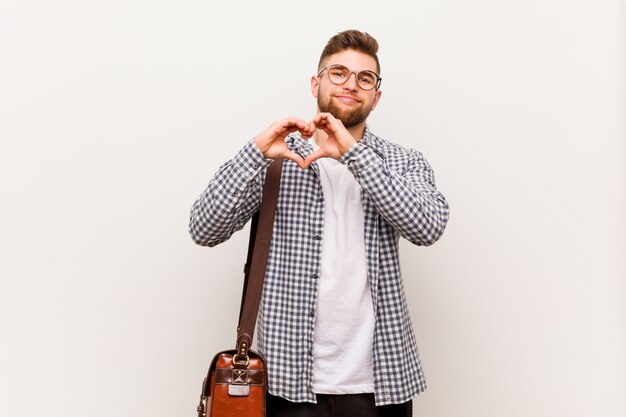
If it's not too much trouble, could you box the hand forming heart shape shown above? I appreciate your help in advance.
[253,113,357,170]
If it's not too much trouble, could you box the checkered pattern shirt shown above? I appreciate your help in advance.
[189,126,449,406]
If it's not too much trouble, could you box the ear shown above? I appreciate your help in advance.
[370,89,382,111]
[310,75,320,98]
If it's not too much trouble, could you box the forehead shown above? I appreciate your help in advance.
[323,49,379,73]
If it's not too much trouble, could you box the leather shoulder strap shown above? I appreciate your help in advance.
[235,159,284,362]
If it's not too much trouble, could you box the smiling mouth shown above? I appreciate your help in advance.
[334,95,360,104]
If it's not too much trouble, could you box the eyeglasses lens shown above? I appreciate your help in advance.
[327,65,378,91]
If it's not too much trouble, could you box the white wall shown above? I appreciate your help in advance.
[1,1,624,416]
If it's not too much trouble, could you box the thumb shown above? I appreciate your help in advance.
[302,149,325,170]
[283,150,307,170]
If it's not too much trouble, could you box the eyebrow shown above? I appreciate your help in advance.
[329,64,379,75]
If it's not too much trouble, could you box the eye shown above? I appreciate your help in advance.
[329,65,349,78]
[358,72,376,85]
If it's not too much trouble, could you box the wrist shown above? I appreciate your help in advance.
[339,139,358,156]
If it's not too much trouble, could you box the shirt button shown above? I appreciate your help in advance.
[311,273,318,279]
[313,235,321,240]
[317,197,324,203]
[309,310,315,317]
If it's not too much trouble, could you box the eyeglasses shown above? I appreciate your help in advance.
[317,64,382,91]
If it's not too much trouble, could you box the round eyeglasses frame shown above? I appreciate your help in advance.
[317,64,382,91]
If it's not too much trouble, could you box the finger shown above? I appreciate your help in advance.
[314,112,336,123]
[311,116,326,133]
[312,113,325,125]
[312,113,336,131]
[269,123,288,139]
[316,119,334,137]
[299,123,314,138]
[318,112,341,128]
[283,117,310,131]
[283,150,307,170]
[319,114,347,137]
[302,149,325,169]
[282,117,314,137]
[285,125,312,139]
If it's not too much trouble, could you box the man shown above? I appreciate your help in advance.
[189,30,449,417]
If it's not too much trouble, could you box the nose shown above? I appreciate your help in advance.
[343,72,359,91]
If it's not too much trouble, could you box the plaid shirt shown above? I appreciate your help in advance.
[189,126,449,406]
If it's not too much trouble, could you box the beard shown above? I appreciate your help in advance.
[317,93,374,128]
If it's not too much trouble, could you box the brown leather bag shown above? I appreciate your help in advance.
[197,159,284,417]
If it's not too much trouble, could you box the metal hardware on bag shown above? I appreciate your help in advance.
[231,354,250,367]
[228,384,250,397]
[232,369,248,384]
[197,396,206,417]
[228,362,251,397]
[197,377,207,417]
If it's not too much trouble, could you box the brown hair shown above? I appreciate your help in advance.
[318,30,380,74]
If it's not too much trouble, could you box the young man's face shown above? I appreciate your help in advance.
[311,49,382,129]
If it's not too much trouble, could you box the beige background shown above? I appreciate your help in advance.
[1,1,624,416]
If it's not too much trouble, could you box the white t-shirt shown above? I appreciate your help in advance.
[310,138,375,394]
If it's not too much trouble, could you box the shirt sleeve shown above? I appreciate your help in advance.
[338,142,449,246]
[189,139,274,247]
